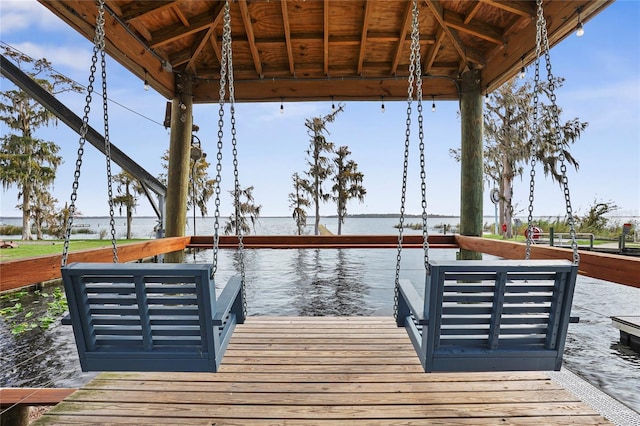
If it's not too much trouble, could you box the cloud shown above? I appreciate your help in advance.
[8,42,92,73]
[0,0,67,32]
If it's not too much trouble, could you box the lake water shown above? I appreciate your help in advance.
[1,216,639,414]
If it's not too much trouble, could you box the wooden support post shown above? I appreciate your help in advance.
[165,73,193,264]
[459,69,483,260]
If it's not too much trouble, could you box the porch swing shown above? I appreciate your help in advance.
[61,0,245,372]
[394,0,579,372]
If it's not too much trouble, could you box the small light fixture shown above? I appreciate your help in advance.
[280,97,284,114]
[518,56,526,79]
[576,9,585,37]
[143,70,149,91]
[331,96,336,112]
[431,96,436,112]
[381,96,385,113]
[179,101,187,111]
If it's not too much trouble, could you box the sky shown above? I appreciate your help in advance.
[0,0,639,220]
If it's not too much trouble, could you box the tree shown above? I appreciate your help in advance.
[112,171,144,239]
[331,146,366,235]
[304,105,344,235]
[288,172,311,235]
[29,187,58,239]
[0,45,82,240]
[159,146,216,218]
[224,185,262,235]
[578,199,618,233]
[451,77,587,238]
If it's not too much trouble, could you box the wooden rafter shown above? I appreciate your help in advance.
[119,1,177,22]
[209,30,221,64]
[281,0,295,76]
[324,0,329,76]
[424,26,445,75]
[171,4,190,27]
[356,0,371,76]
[426,0,471,68]
[150,10,216,48]
[391,1,413,76]
[186,26,214,72]
[464,1,483,23]
[480,0,535,18]
[444,9,504,44]
[238,0,263,77]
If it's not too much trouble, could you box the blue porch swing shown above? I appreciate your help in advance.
[60,0,245,373]
[394,0,579,373]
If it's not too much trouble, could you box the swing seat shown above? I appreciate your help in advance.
[61,263,245,372]
[396,259,578,372]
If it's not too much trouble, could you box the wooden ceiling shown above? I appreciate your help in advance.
[38,0,612,103]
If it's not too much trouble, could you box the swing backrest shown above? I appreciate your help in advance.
[397,259,578,372]
[62,262,244,372]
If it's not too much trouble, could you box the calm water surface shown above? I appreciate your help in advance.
[1,216,638,413]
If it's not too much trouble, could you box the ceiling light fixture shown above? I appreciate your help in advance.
[518,56,526,79]
[143,69,149,91]
[576,9,585,37]
[381,96,385,113]
[431,96,436,112]
[280,97,284,114]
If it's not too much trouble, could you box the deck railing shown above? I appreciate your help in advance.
[1,234,638,292]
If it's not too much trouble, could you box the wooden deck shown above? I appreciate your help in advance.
[34,317,610,425]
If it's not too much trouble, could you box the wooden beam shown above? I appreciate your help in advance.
[455,235,640,289]
[444,9,504,44]
[119,1,177,22]
[391,1,413,76]
[238,0,263,77]
[0,388,77,407]
[356,0,371,76]
[464,1,483,24]
[324,0,329,76]
[0,237,191,293]
[281,0,295,76]
[425,0,469,67]
[424,27,444,75]
[186,26,214,73]
[171,3,190,27]
[480,0,536,18]
[209,30,221,64]
[150,10,216,48]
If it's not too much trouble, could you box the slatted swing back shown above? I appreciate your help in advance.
[394,0,579,372]
[60,0,245,373]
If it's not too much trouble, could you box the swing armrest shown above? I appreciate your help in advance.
[213,276,244,326]
[397,280,428,325]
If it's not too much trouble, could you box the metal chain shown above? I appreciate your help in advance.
[212,0,230,279]
[97,7,118,263]
[530,0,580,264]
[225,4,247,317]
[412,0,430,273]
[394,0,420,320]
[62,0,103,266]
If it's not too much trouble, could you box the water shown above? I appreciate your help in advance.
[1,216,639,414]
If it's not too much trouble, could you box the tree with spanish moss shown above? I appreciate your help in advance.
[224,185,262,235]
[332,146,366,235]
[112,171,144,239]
[289,172,311,235]
[450,77,586,238]
[0,45,82,240]
[304,105,344,235]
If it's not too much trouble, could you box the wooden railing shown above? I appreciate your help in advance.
[1,234,637,292]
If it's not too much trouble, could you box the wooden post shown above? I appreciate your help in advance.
[165,73,193,264]
[459,69,483,260]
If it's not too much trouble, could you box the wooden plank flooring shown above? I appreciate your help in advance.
[35,317,610,425]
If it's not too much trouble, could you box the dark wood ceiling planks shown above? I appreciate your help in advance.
[37,0,612,103]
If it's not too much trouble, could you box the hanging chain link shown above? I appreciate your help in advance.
[527,0,579,264]
[212,0,230,279]
[225,5,247,317]
[62,0,104,266]
[394,0,421,320]
[97,7,118,263]
[413,1,429,274]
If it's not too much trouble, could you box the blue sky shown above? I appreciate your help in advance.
[0,0,638,220]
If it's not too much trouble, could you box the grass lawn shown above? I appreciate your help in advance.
[0,239,150,262]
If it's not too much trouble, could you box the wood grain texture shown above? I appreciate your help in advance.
[34,317,609,425]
